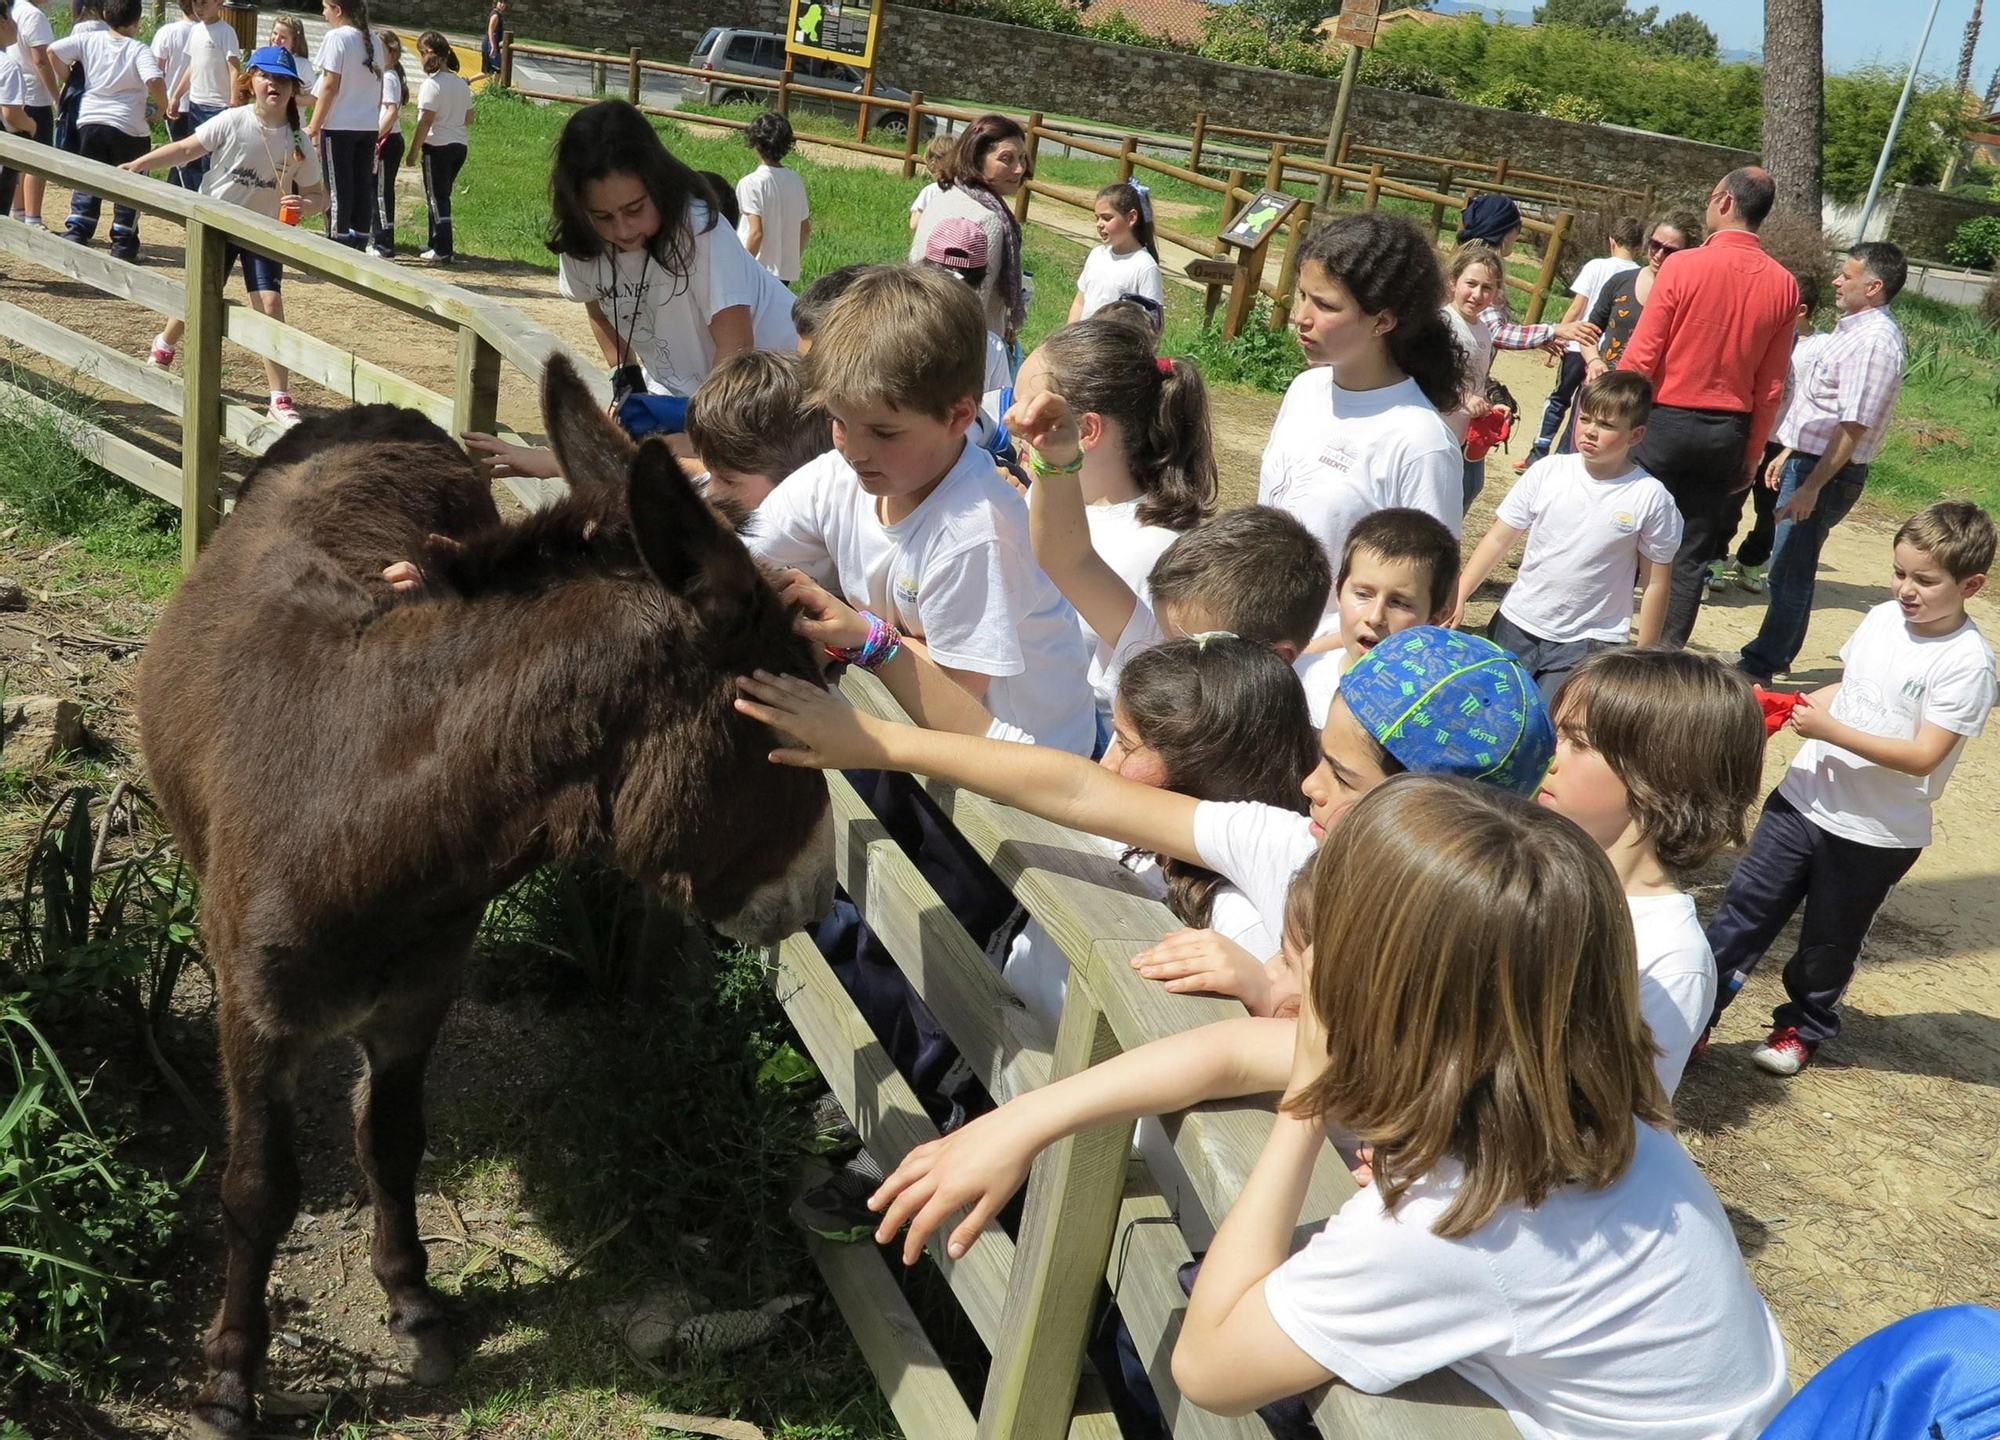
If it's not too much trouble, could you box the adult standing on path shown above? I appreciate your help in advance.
[1737,244,1910,683]
[1618,167,1799,648]
[909,113,1029,363]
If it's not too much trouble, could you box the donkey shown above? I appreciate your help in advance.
[135,357,834,1437]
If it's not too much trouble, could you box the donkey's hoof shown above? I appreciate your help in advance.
[188,1393,255,1440]
[397,1325,457,1387]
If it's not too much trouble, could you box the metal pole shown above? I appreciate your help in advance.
[1857,0,1945,241]
[1313,45,1363,212]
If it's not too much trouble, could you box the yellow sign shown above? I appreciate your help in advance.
[785,0,882,68]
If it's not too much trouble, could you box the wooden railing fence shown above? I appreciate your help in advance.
[772,671,1523,1440]
[0,133,594,565]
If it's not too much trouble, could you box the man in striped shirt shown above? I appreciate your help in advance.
[1737,244,1909,683]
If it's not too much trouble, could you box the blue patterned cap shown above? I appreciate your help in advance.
[1340,627,1554,797]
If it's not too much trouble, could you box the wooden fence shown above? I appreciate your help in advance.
[774,671,1522,1440]
[499,33,1581,334]
[0,132,591,566]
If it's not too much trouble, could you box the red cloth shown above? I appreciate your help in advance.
[1755,686,1801,736]
[1464,406,1512,460]
[1617,230,1799,473]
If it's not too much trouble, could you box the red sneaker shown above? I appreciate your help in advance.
[1751,1026,1815,1076]
[1689,1026,1712,1062]
[1512,455,1530,473]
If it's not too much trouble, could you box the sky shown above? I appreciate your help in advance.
[1639,1,1994,79]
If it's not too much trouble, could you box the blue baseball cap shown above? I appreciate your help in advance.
[1340,626,1554,798]
[246,45,304,82]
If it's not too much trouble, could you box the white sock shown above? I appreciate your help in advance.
[270,391,290,405]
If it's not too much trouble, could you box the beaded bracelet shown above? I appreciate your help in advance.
[1026,444,1085,478]
[826,609,903,670]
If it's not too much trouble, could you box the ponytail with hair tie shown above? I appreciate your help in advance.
[1156,356,1173,376]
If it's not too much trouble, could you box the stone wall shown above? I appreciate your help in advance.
[408,0,1754,198]
[1884,184,2000,263]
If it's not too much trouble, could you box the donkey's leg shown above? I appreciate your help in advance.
[194,991,307,1438]
[352,975,457,1386]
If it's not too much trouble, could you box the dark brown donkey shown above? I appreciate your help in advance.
[135,358,834,1437]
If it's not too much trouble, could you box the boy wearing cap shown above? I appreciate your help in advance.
[919,215,1011,396]
[48,0,164,260]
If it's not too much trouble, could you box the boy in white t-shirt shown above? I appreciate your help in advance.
[50,0,164,260]
[150,0,196,182]
[2,0,55,227]
[170,0,240,187]
[1454,371,1682,703]
[1706,502,1996,1076]
[1520,214,1642,471]
[736,110,809,285]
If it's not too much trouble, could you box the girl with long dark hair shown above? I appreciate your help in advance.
[304,0,383,249]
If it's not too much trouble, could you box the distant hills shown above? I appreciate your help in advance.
[1419,0,1760,62]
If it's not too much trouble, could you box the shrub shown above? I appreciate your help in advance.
[1179,305,1307,392]
[1359,53,1457,99]
[1474,78,1548,113]
[1947,215,2000,269]
[1085,7,1158,45]
[1756,211,1840,310]
[1545,92,1608,123]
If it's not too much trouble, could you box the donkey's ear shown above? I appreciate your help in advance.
[541,353,633,502]
[626,440,765,621]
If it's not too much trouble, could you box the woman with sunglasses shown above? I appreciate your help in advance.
[1582,213,1703,381]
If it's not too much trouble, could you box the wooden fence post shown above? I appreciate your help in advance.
[452,326,502,450]
[1493,155,1511,190]
[499,30,513,89]
[1189,111,1206,173]
[1335,130,1353,166]
[777,68,792,114]
[1014,113,1043,225]
[1224,226,1275,340]
[628,46,641,105]
[1525,210,1573,325]
[971,992,1125,1440]
[1118,133,1137,183]
[902,92,924,178]
[1268,198,1313,332]
[1363,162,1383,211]
[179,217,226,567]
[1221,166,1247,227]
[856,69,875,142]
[590,49,607,97]
[1432,166,1453,239]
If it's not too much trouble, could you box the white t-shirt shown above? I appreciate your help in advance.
[0,46,25,108]
[48,30,159,137]
[195,104,321,218]
[1780,602,1996,849]
[1075,243,1163,319]
[1628,892,1711,1096]
[749,441,1096,755]
[379,66,406,113]
[983,331,1010,394]
[735,162,809,284]
[1190,799,1317,950]
[1443,305,1495,438]
[1293,649,1343,730]
[151,17,192,95]
[1265,1122,1790,1439]
[558,201,775,396]
[1258,369,1462,637]
[180,16,235,108]
[286,48,315,91]
[1566,257,1637,354]
[311,24,384,132]
[909,180,940,216]
[1494,454,1682,645]
[746,257,802,351]
[1081,500,1183,717]
[10,0,54,107]
[417,69,471,147]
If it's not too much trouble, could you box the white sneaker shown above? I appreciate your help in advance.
[365,245,393,259]
[419,248,449,262]
[23,217,48,231]
[267,395,303,428]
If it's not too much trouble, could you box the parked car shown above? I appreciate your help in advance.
[686,27,934,139]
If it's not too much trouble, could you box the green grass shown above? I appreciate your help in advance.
[1865,292,2000,516]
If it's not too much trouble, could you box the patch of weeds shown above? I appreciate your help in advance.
[1177,302,1308,392]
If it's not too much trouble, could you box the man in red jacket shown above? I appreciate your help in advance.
[1618,167,1799,648]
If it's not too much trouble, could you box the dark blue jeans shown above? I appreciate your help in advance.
[1530,350,1586,457]
[1737,453,1867,680]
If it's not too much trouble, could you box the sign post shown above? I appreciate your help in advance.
[1216,188,1300,338]
[785,0,882,70]
[1314,0,1379,212]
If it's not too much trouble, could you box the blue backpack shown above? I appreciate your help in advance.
[1760,1306,2000,1440]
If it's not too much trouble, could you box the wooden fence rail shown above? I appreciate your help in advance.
[0,132,596,563]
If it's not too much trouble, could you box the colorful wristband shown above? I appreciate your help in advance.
[826,610,903,670]
[1026,444,1085,477]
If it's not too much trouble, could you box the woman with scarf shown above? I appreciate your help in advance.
[909,113,1030,365]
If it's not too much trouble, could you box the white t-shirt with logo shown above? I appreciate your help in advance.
[1494,454,1682,645]
[1628,892,1712,1096]
[9,0,54,107]
[735,162,809,283]
[1190,799,1317,951]
[1293,649,1343,730]
[181,16,236,108]
[151,17,192,96]
[1265,1122,1790,1440]
[1075,243,1163,318]
[1566,257,1637,354]
[417,69,471,147]
[195,104,321,218]
[311,23,384,132]
[1780,602,1996,849]
[1258,369,1463,637]
[748,440,1096,755]
[1080,499,1183,717]
[0,46,25,108]
[558,201,774,396]
[47,29,159,137]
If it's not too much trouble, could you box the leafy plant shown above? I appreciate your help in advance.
[1473,78,1548,114]
[1947,215,2000,269]
[1179,304,1308,393]
[1545,92,1608,124]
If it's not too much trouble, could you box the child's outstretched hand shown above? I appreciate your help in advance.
[868,1103,1042,1264]
[774,568,869,653]
[1131,929,1273,1013]
[734,670,889,770]
[1788,684,1841,741]
[1002,389,1082,469]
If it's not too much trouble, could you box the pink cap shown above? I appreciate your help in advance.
[924,216,989,269]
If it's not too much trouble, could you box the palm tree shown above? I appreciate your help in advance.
[1943,0,1983,186]
[1762,0,1824,216]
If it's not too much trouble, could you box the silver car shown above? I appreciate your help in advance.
[686,27,933,139]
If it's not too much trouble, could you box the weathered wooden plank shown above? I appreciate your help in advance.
[452,326,502,440]
[222,304,455,424]
[180,219,227,563]
[976,996,1126,1440]
[0,209,187,316]
[0,373,179,505]
[770,933,1014,1352]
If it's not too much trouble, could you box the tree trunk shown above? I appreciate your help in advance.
[1762,0,1824,218]
[1956,0,1983,98]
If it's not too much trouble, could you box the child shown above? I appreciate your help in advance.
[1258,213,1467,640]
[1541,648,1765,1093]
[365,30,408,259]
[1520,214,1642,471]
[736,110,809,285]
[2,0,53,228]
[1068,180,1162,323]
[49,0,164,261]
[151,0,194,182]
[0,10,30,145]
[410,29,470,265]
[167,0,238,191]
[919,216,1011,394]
[305,0,383,250]
[52,0,103,154]
[1706,502,1995,1075]
[906,133,950,232]
[683,349,829,513]
[128,46,327,428]
[1454,371,1682,703]
[1011,318,1217,715]
[1094,294,1163,348]
[268,14,313,88]
[791,261,876,354]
